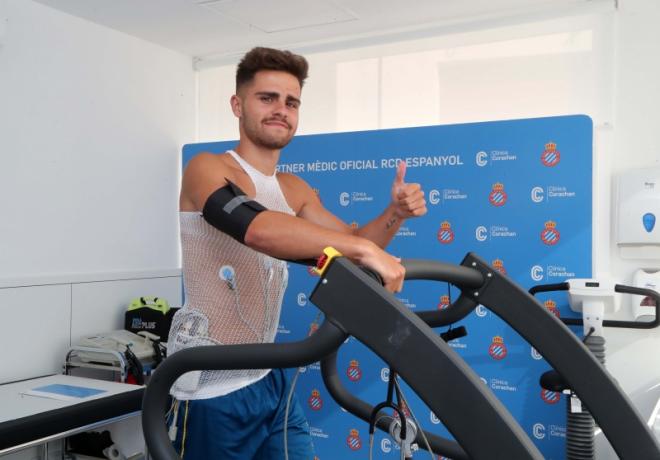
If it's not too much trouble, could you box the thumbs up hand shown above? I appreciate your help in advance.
[390,161,427,219]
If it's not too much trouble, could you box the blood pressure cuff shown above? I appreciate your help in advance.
[202,180,267,244]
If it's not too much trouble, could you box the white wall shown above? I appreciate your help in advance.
[0,0,194,282]
[0,3,188,455]
[0,0,191,389]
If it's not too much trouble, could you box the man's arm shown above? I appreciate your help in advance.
[355,162,427,247]
[182,153,405,292]
[296,161,427,249]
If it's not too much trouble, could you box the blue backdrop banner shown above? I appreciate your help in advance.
[182,115,593,459]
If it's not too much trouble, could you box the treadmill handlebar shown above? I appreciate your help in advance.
[402,259,484,288]
[402,259,484,327]
[360,258,484,289]
[320,350,469,460]
[603,285,660,329]
[529,281,660,330]
[615,284,660,327]
[528,282,570,295]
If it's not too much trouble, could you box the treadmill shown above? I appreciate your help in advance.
[142,249,660,459]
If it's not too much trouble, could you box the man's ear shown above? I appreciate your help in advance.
[230,94,242,118]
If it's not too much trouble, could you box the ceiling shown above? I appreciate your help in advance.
[33,0,612,67]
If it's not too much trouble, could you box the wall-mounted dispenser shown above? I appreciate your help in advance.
[615,168,660,259]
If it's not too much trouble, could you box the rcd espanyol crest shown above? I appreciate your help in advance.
[541,220,560,245]
[541,388,561,405]
[438,295,451,310]
[492,259,506,275]
[544,299,560,318]
[347,429,362,451]
[541,142,560,167]
[437,221,455,244]
[346,360,362,382]
[308,389,323,411]
[488,183,507,207]
[488,336,507,360]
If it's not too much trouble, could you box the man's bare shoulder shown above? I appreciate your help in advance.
[184,152,229,176]
[184,152,245,184]
[180,152,237,211]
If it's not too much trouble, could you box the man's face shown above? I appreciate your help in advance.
[234,70,301,150]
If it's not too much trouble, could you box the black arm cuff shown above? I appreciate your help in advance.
[202,180,267,244]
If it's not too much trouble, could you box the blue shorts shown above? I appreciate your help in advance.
[170,369,315,460]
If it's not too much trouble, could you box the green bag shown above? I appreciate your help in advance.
[127,296,171,314]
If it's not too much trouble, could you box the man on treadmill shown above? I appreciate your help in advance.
[167,46,427,459]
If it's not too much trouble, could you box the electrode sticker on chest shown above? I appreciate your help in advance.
[219,265,236,290]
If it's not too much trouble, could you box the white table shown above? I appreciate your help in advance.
[0,374,144,456]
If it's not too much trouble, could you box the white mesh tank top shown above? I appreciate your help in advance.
[168,150,294,400]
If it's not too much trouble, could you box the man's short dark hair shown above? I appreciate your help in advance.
[236,47,309,91]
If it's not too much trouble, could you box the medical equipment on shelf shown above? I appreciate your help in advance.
[65,330,162,384]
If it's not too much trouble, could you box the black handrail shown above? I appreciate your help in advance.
[320,350,468,460]
[529,282,660,329]
[317,259,479,459]
[308,256,543,459]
